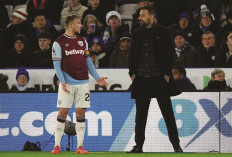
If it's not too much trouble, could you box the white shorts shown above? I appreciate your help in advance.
[57,83,90,108]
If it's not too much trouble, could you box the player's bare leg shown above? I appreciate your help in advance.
[75,108,88,154]
[51,108,69,154]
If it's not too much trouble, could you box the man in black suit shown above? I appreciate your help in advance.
[128,6,183,153]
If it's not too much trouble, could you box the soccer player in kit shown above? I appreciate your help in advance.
[51,15,108,154]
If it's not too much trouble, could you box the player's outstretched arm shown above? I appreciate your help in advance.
[97,77,108,87]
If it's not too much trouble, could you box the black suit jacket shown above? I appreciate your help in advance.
[129,24,181,96]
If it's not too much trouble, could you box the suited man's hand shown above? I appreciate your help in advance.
[131,74,135,81]
[164,74,170,83]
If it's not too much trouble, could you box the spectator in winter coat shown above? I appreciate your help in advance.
[193,31,218,67]
[31,31,53,67]
[172,66,196,92]
[191,11,223,48]
[215,31,232,67]
[10,66,37,92]
[204,69,232,91]
[109,33,131,68]
[60,0,87,28]
[81,0,107,26]
[0,73,9,92]
[0,8,34,50]
[8,34,32,68]
[173,30,197,67]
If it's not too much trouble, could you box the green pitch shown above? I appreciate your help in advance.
[0,152,232,157]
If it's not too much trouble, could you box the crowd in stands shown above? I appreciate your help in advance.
[0,0,232,92]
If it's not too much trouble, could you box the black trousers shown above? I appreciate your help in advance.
[134,95,180,149]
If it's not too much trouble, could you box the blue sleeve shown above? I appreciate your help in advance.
[52,41,62,60]
[53,61,65,83]
[86,57,100,81]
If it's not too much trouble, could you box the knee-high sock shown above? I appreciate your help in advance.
[76,121,86,148]
[55,116,66,147]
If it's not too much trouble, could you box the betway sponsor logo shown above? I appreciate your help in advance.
[65,49,84,55]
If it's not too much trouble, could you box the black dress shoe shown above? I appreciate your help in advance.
[127,146,143,153]
[174,148,183,152]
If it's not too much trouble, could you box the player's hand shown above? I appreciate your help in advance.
[164,74,170,83]
[97,77,108,87]
[62,83,70,93]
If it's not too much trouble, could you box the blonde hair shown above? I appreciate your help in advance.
[64,15,80,28]
[83,14,102,29]
[211,69,225,78]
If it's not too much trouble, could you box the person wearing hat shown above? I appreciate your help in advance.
[109,33,131,67]
[31,31,53,67]
[81,0,107,26]
[191,10,223,48]
[173,30,196,67]
[89,36,106,68]
[101,10,129,66]
[8,34,32,67]
[168,12,194,43]
[10,66,36,92]
[0,7,34,50]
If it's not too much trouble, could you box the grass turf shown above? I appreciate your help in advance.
[0,152,232,157]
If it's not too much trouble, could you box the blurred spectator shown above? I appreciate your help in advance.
[172,66,196,91]
[218,0,232,26]
[10,66,37,92]
[31,31,53,67]
[168,12,194,42]
[173,30,196,67]
[82,0,107,26]
[0,42,8,68]
[131,0,154,33]
[81,14,103,44]
[109,33,131,67]
[8,34,32,68]
[101,11,129,66]
[31,13,59,50]
[215,31,232,67]
[89,36,106,68]
[0,7,34,50]
[193,31,218,67]
[0,73,9,92]
[223,11,232,33]
[27,0,64,24]
[0,3,9,35]
[204,69,232,91]
[191,10,223,48]
[60,0,87,28]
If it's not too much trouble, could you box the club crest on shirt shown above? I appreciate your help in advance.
[78,41,83,46]
[52,47,56,56]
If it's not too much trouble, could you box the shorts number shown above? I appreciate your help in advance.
[85,93,90,101]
